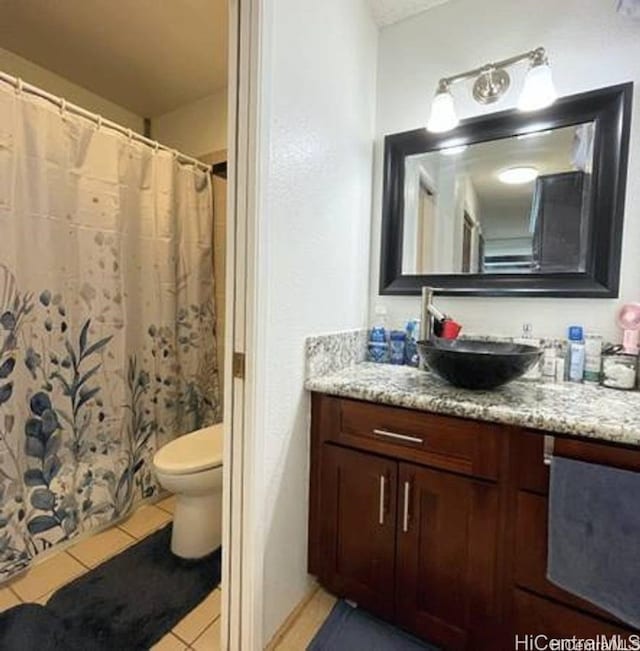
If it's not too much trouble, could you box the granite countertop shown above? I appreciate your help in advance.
[305,362,640,447]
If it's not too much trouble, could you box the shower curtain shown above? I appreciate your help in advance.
[0,82,220,582]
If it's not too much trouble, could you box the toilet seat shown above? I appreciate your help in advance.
[153,424,223,476]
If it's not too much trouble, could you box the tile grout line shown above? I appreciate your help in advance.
[8,587,23,603]
[65,549,95,571]
[172,611,221,647]
[190,613,221,648]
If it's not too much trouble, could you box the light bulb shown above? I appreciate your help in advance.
[518,61,557,111]
[427,88,459,133]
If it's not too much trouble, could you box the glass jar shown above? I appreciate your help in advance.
[601,349,638,390]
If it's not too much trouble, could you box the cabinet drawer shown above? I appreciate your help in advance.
[335,399,501,480]
[513,589,637,638]
[515,429,640,494]
[514,490,630,625]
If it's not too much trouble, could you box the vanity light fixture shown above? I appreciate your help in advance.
[426,81,459,133]
[426,47,557,133]
[498,166,539,185]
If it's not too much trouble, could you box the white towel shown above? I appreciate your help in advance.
[617,0,640,18]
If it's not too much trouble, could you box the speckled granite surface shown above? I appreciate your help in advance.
[305,329,368,379]
[305,362,640,447]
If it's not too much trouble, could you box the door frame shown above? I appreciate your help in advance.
[223,0,265,648]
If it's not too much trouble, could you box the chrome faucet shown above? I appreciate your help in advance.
[419,287,447,341]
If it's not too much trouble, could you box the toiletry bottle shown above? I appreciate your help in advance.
[554,342,566,382]
[516,323,541,380]
[567,326,585,382]
[584,334,603,384]
[542,343,557,383]
[389,330,406,365]
[368,324,389,363]
[404,319,420,367]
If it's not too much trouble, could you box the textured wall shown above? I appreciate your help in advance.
[152,88,228,159]
[254,0,378,642]
[0,47,143,132]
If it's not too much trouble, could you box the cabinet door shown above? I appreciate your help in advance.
[319,444,397,619]
[396,463,500,650]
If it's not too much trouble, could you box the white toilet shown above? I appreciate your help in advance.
[153,423,223,559]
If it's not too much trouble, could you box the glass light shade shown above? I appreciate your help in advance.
[427,90,459,133]
[518,62,557,111]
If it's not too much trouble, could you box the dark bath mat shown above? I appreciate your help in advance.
[47,523,221,650]
[307,600,439,651]
[0,603,98,651]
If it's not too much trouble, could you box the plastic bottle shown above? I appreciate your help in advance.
[368,324,389,363]
[541,344,557,382]
[515,323,541,380]
[389,330,406,365]
[555,342,566,382]
[404,319,420,367]
[584,334,603,384]
[567,326,585,383]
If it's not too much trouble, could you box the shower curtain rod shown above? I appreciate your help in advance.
[0,70,212,173]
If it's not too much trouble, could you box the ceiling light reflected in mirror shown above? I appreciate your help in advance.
[497,166,539,184]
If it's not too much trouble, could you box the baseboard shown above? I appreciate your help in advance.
[264,583,321,651]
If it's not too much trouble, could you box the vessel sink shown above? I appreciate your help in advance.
[417,339,543,390]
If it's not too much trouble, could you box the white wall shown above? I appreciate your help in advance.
[152,88,227,158]
[253,0,377,642]
[370,0,640,340]
[0,46,143,132]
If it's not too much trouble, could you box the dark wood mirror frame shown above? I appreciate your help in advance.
[379,83,633,297]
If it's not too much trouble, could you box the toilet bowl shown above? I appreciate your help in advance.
[153,424,223,559]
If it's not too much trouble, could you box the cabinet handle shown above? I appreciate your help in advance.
[402,480,411,533]
[373,428,424,445]
[543,435,554,466]
[378,475,386,525]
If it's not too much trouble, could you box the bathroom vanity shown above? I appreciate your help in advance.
[306,363,640,650]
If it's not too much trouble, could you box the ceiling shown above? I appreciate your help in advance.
[0,0,227,117]
[414,123,584,238]
[368,0,452,26]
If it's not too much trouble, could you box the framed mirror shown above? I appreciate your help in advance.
[379,83,633,297]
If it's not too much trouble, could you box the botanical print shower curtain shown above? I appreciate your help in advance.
[0,82,220,582]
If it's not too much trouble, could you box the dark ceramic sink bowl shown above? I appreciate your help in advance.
[417,339,543,390]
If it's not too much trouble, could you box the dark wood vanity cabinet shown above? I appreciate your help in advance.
[308,393,640,650]
[395,463,500,650]
[310,394,504,649]
[319,444,398,620]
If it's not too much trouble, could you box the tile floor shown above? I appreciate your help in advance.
[269,586,337,650]
[0,495,221,651]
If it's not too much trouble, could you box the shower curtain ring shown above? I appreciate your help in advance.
[60,99,67,119]
[15,78,23,95]
[97,115,103,130]
[127,128,133,142]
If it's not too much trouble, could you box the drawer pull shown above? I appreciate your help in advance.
[543,435,554,466]
[402,480,411,533]
[373,428,424,445]
[378,475,386,525]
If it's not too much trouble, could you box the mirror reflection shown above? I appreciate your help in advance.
[401,123,595,275]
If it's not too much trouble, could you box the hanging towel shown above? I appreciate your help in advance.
[548,456,640,629]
